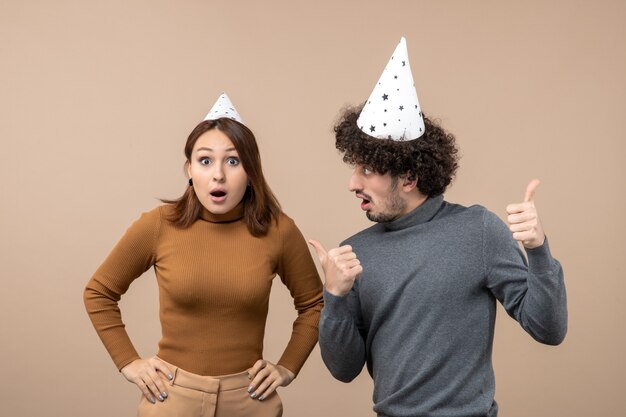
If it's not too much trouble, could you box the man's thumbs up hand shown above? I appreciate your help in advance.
[506,179,546,249]
[309,240,362,296]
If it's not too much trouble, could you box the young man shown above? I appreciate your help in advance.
[309,38,567,417]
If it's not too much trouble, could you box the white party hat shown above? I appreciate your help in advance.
[204,93,244,124]
[356,37,425,141]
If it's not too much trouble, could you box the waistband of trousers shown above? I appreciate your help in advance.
[158,358,250,393]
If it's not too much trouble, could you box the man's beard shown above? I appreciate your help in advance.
[366,186,406,223]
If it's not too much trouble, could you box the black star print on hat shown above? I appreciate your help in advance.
[204,93,244,124]
[356,37,425,141]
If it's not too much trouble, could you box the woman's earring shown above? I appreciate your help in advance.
[188,178,193,186]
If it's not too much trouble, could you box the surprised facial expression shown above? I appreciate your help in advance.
[187,129,248,214]
[348,164,407,223]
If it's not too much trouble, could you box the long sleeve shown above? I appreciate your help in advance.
[316,198,568,417]
[318,285,367,383]
[483,210,568,345]
[275,216,324,376]
[83,209,160,370]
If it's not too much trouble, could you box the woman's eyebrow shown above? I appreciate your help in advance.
[196,147,237,152]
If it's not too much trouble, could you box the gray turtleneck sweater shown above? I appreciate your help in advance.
[319,195,567,417]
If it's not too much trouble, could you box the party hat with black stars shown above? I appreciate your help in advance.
[357,37,425,141]
[204,93,244,124]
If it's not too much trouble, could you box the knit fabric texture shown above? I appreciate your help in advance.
[320,195,567,417]
[85,203,323,376]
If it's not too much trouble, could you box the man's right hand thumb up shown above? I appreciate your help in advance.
[308,239,363,297]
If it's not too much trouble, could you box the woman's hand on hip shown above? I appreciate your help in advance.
[247,359,295,401]
[121,357,173,404]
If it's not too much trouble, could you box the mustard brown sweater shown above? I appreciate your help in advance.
[84,203,323,376]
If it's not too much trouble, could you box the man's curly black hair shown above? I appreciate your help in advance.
[334,105,460,197]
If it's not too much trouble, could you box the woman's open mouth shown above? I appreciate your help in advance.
[210,189,227,203]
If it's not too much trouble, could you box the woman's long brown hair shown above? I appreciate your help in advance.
[162,118,281,236]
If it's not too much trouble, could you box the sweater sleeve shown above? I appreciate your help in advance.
[275,215,324,376]
[83,208,161,370]
[483,210,568,345]
[318,285,367,383]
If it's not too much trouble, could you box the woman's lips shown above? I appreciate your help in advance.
[210,190,227,203]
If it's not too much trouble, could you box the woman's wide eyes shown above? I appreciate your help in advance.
[198,157,239,166]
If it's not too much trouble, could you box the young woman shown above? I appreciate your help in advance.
[84,94,323,417]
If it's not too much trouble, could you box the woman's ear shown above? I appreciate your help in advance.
[185,160,191,180]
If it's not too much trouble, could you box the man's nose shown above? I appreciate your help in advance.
[348,169,361,192]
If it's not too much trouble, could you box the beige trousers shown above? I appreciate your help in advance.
[137,360,283,417]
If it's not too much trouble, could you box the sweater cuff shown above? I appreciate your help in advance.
[322,288,351,318]
[117,354,141,372]
[525,236,557,274]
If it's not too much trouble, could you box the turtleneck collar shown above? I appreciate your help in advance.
[200,202,245,223]
[383,194,444,232]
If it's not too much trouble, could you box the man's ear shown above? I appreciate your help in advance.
[401,173,418,193]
